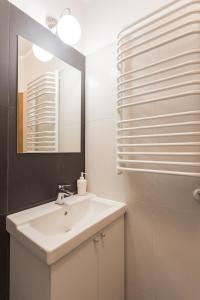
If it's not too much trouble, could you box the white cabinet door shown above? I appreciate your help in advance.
[51,216,124,300]
[99,216,125,300]
[51,237,99,300]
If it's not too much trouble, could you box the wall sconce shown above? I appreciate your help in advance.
[57,8,81,45]
[46,8,82,45]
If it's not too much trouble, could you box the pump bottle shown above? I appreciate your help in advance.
[77,172,87,195]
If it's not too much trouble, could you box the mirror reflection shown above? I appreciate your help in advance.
[17,36,81,153]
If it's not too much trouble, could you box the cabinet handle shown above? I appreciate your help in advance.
[93,237,99,243]
[100,232,106,238]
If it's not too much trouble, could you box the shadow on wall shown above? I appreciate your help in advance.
[86,42,200,300]
[124,172,200,300]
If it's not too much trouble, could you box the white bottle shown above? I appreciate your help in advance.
[77,172,87,196]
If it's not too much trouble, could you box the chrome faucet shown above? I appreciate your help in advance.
[55,184,74,205]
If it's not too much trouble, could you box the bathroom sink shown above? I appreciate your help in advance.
[29,196,117,236]
[6,194,126,264]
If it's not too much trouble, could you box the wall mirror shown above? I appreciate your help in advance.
[17,35,81,153]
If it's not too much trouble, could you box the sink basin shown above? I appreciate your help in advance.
[7,194,126,264]
[30,196,115,236]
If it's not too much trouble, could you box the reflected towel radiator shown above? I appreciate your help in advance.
[26,72,59,153]
[117,0,200,177]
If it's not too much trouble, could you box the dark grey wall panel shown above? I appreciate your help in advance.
[0,2,85,299]
[0,1,9,298]
[0,0,9,215]
[0,107,8,215]
[8,4,85,213]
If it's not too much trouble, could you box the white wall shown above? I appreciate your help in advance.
[85,1,200,300]
[83,0,171,54]
[86,41,200,300]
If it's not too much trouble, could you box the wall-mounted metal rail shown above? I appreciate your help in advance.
[116,0,200,177]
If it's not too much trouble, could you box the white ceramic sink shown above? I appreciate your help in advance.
[7,194,126,264]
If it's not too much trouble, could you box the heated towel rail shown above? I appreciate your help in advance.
[26,72,59,153]
[117,0,200,177]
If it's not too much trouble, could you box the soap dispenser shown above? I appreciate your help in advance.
[77,172,87,196]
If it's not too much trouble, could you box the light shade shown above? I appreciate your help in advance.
[57,14,81,45]
[32,44,53,62]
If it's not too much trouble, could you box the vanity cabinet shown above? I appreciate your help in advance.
[51,233,99,300]
[10,216,124,300]
[99,217,124,300]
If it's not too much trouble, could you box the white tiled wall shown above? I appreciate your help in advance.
[86,42,200,300]
[86,43,125,201]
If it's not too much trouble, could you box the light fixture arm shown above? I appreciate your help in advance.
[46,16,57,30]
[60,8,71,18]
[46,8,72,30]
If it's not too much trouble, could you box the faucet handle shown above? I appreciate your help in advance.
[57,184,71,192]
[58,184,71,188]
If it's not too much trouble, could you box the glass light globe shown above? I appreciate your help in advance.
[32,44,53,62]
[57,14,81,45]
